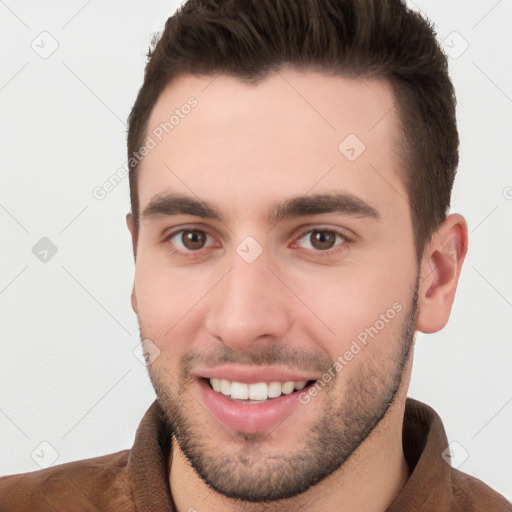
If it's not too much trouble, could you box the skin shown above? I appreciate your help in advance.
[126,68,468,511]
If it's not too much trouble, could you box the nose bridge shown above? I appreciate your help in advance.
[205,254,290,348]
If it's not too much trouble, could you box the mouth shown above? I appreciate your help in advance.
[205,377,316,404]
[198,374,319,433]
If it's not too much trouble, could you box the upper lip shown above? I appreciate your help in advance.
[195,365,319,384]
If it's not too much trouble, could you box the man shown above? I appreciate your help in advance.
[1,0,510,510]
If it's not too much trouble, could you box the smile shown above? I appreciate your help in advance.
[198,372,319,432]
[208,378,310,402]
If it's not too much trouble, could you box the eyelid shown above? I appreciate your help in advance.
[162,223,217,241]
[162,224,221,255]
[169,230,214,250]
[161,223,353,256]
[290,225,353,252]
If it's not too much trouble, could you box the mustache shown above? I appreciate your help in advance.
[180,343,333,378]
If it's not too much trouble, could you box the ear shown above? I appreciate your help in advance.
[126,213,138,314]
[130,285,138,314]
[126,213,137,261]
[416,213,468,333]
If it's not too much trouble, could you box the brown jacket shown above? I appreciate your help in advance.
[1,398,510,511]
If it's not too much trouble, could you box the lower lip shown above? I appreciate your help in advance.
[199,379,308,433]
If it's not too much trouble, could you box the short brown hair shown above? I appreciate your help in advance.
[127,0,458,258]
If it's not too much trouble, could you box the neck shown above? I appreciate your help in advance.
[169,394,410,512]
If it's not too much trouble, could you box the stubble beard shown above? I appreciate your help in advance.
[140,282,418,503]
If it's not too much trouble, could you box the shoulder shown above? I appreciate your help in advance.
[399,398,512,511]
[450,468,512,511]
[0,450,135,511]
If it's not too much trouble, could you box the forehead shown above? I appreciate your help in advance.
[138,69,407,225]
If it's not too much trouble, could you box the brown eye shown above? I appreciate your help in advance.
[296,229,345,251]
[181,230,207,250]
[169,229,211,251]
[310,230,337,250]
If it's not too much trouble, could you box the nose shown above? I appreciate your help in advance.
[204,256,292,350]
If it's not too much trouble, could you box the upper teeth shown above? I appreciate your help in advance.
[209,378,308,400]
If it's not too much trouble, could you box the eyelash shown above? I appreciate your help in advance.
[164,227,218,257]
[292,226,350,254]
[163,226,351,258]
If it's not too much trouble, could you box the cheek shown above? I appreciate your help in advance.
[134,256,204,338]
[283,260,414,357]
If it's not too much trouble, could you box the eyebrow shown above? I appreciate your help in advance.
[142,193,222,220]
[141,192,380,223]
[269,193,380,223]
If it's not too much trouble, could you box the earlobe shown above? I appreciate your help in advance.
[416,214,468,333]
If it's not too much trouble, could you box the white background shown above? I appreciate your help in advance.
[1,0,511,501]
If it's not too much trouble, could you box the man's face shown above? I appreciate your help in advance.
[129,69,419,501]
